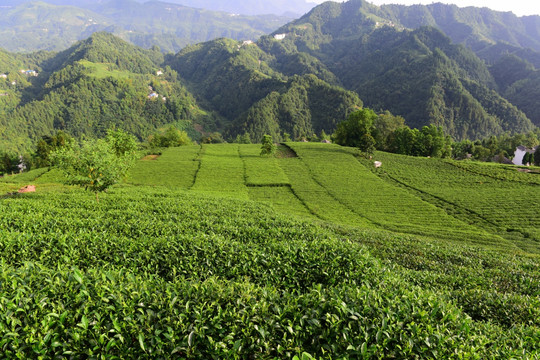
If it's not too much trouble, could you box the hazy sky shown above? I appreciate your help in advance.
[311,1,540,17]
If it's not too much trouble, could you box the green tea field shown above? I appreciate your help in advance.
[0,143,539,358]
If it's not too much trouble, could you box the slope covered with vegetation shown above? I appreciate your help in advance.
[259,2,536,140]
[0,33,206,153]
[2,1,540,155]
[0,143,538,358]
[0,0,290,53]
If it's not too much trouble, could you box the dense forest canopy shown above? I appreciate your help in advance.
[1,0,540,158]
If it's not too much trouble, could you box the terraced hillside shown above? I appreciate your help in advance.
[0,143,539,358]
[125,143,538,253]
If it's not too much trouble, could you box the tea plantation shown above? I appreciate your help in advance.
[0,143,539,358]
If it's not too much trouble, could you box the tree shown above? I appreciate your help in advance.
[333,109,377,154]
[35,130,74,167]
[234,133,252,144]
[373,111,406,151]
[51,130,137,202]
[201,132,224,144]
[260,134,276,156]
[523,152,533,166]
[106,128,138,156]
[535,147,540,166]
[149,126,192,148]
[0,151,17,175]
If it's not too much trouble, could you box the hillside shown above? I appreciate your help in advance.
[253,1,537,140]
[0,33,206,152]
[167,37,363,142]
[0,143,538,357]
[2,2,540,150]
[0,32,365,152]
[0,0,290,53]
[137,0,317,17]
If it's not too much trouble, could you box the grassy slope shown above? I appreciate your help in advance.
[366,151,540,253]
[0,143,539,357]
[127,146,201,188]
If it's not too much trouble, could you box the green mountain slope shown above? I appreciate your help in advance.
[230,74,361,141]
[168,38,361,141]
[2,1,540,150]
[379,2,540,52]
[257,5,535,140]
[0,33,205,152]
[0,0,290,53]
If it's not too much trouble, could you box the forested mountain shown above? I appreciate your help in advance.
[378,2,540,53]
[2,1,540,154]
[0,32,361,152]
[250,1,537,140]
[167,37,361,141]
[134,0,317,17]
[0,0,290,53]
[0,33,206,152]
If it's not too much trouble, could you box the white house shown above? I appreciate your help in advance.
[513,145,537,165]
[20,69,38,76]
[0,74,7,78]
[156,70,163,76]
[274,33,287,40]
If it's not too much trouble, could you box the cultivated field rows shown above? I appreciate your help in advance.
[1,144,540,357]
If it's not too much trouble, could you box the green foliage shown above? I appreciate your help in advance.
[128,146,201,188]
[106,128,138,157]
[0,1,290,53]
[290,142,495,244]
[0,151,19,175]
[372,151,540,251]
[389,125,452,158]
[35,130,74,167]
[149,126,193,148]
[51,133,137,200]
[373,111,406,151]
[453,129,540,162]
[260,134,276,156]
[234,132,252,144]
[191,144,248,199]
[201,132,225,144]
[535,147,540,166]
[240,144,288,186]
[523,152,533,165]
[333,109,377,154]
[230,75,362,142]
[264,7,535,140]
[0,162,539,357]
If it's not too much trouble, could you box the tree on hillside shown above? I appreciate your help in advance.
[260,134,276,156]
[333,109,377,154]
[35,130,74,168]
[107,128,139,156]
[51,129,138,202]
[373,111,406,151]
[149,126,192,148]
[234,132,252,144]
[523,152,533,166]
[535,147,540,166]
[0,152,18,175]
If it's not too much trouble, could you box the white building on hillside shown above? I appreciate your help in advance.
[513,145,537,165]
